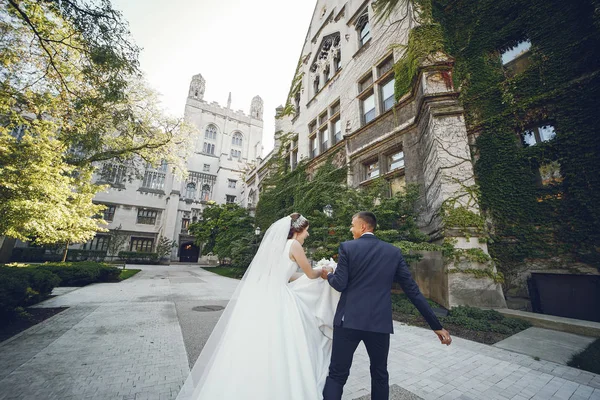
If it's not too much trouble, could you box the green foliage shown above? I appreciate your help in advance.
[392,294,531,333]
[0,0,194,246]
[117,251,159,264]
[118,269,141,281]
[189,204,256,267]
[36,261,120,285]
[394,23,446,99]
[0,265,60,320]
[202,267,247,280]
[430,0,600,276]
[255,150,437,261]
[156,236,176,259]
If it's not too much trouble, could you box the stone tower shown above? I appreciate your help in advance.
[250,95,263,120]
[188,73,206,101]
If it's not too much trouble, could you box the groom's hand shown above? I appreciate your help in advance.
[434,329,452,346]
[320,267,333,279]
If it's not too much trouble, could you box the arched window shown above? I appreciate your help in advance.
[232,132,243,147]
[357,13,370,47]
[185,182,196,199]
[201,184,211,202]
[205,125,217,140]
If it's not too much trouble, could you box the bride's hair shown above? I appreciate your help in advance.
[288,213,309,239]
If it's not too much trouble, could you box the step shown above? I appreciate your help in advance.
[496,308,600,338]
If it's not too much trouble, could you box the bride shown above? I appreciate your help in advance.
[176,213,340,400]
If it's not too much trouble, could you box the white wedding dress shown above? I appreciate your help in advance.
[177,217,340,400]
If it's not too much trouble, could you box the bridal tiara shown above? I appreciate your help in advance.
[291,215,308,230]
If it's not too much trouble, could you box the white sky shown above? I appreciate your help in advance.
[111,0,318,156]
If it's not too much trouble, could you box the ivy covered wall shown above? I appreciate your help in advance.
[424,0,600,288]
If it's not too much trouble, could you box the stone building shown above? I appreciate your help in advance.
[244,0,506,309]
[11,74,264,263]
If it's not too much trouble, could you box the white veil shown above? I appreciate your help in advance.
[176,215,292,400]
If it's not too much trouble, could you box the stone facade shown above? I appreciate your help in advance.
[245,0,506,308]
[11,74,264,263]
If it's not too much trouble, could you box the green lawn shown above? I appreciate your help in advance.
[568,338,600,375]
[202,266,246,279]
[118,269,141,281]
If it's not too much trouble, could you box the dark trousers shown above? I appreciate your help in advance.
[323,325,390,400]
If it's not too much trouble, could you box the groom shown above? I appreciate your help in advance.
[321,211,452,400]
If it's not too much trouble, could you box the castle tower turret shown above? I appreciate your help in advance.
[188,73,206,101]
[250,95,263,120]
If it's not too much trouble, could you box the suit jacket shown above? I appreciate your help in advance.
[327,234,443,334]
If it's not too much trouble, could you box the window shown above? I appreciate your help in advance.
[357,13,371,47]
[331,101,340,116]
[100,163,126,184]
[332,118,342,144]
[378,56,394,77]
[102,205,116,222]
[226,195,236,204]
[181,218,190,232]
[232,132,243,147]
[201,184,211,201]
[319,112,328,126]
[359,74,374,93]
[130,237,154,253]
[228,179,237,189]
[522,124,556,146]
[310,136,318,158]
[292,150,298,170]
[137,209,158,225]
[320,127,329,152]
[203,142,215,155]
[231,149,241,159]
[85,235,110,251]
[380,78,395,112]
[309,120,317,135]
[185,182,196,199]
[361,92,376,124]
[203,164,210,172]
[10,125,25,141]
[365,160,380,180]
[501,40,532,65]
[142,170,165,190]
[388,151,405,171]
[248,189,256,206]
[205,125,218,140]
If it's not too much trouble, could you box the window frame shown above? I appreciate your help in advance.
[137,209,158,225]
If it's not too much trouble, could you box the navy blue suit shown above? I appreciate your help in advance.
[323,234,443,400]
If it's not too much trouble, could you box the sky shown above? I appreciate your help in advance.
[111,0,318,156]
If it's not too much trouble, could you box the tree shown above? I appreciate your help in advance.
[189,204,256,267]
[106,224,128,259]
[0,0,194,248]
[156,236,176,260]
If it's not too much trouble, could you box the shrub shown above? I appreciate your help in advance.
[0,266,61,321]
[37,262,101,286]
[118,251,159,264]
[35,262,119,285]
[66,249,107,262]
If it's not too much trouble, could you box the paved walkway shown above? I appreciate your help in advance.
[0,264,599,400]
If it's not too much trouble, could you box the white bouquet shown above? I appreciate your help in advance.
[315,258,337,272]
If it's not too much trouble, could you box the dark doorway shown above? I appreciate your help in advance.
[179,242,200,263]
[528,273,600,323]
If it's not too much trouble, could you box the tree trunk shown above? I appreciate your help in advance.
[62,241,69,262]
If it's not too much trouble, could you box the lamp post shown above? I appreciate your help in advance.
[323,204,333,218]
[255,226,261,236]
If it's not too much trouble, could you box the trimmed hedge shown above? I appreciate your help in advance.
[118,251,159,264]
[36,262,121,286]
[0,267,61,320]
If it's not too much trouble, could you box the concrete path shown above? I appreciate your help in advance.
[493,327,596,365]
[0,265,236,400]
[1,264,599,400]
